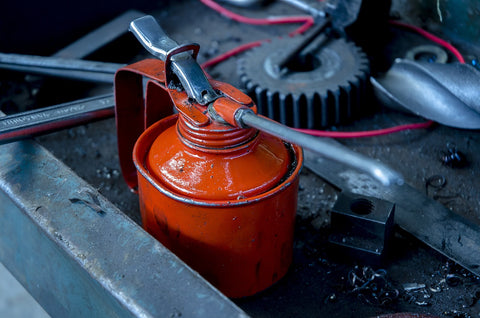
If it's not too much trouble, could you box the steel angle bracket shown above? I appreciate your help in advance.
[0,140,248,318]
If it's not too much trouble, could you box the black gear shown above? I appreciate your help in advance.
[238,36,370,128]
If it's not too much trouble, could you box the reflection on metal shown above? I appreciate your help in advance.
[304,147,480,277]
[238,109,403,187]
[0,53,122,83]
[0,94,115,144]
[404,45,448,64]
[372,59,480,129]
[129,15,218,105]
[0,140,248,318]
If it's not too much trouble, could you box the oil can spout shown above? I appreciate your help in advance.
[235,108,404,187]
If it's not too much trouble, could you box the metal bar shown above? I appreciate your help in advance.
[277,20,330,71]
[237,109,404,187]
[0,53,123,83]
[2,65,115,83]
[54,10,145,59]
[304,147,480,277]
[279,0,326,19]
[0,94,115,144]
[0,139,248,318]
[0,53,123,73]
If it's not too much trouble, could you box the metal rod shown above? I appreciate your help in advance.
[0,94,115,144]
[279,0,326,19]
[236,109,404,186]
[0,53,123,83]
[276,20,330,71]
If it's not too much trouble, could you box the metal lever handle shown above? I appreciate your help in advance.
[129,15,218,105]
[129,15,179,61]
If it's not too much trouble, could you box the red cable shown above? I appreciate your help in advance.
[389,20,465,63]
[294,120,435,138]
[199,0,314,36]
[201,40,267,69]
[199,2,464,138]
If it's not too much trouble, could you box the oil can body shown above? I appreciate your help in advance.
[133,114,303,297]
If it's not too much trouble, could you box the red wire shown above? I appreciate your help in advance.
[199,1,465,138]
[389,20,465,63]
[201,40,267,69]
[199,0,314,36]
[294,120,435,138]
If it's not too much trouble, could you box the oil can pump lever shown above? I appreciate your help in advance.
[129,15,218,105]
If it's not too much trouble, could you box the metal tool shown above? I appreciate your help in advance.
[0,94,114,144]
[220,0,325,20]
[219,0,363,27]
[278,0,326,20]
[0,10,144,142]
[371,59,480,129]
[23,9,143,82]
[304,145,480,277]
[0,15,399,187]
[128,15,399,187]
[0,53,123,83]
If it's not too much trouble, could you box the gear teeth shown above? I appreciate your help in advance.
[279,93,288,126]
[254,86,266,116]
[296,94,306,128]
[238,37,370,128]
[266,90,276,121]
[290,94,299,128]
[324,93,330,126]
